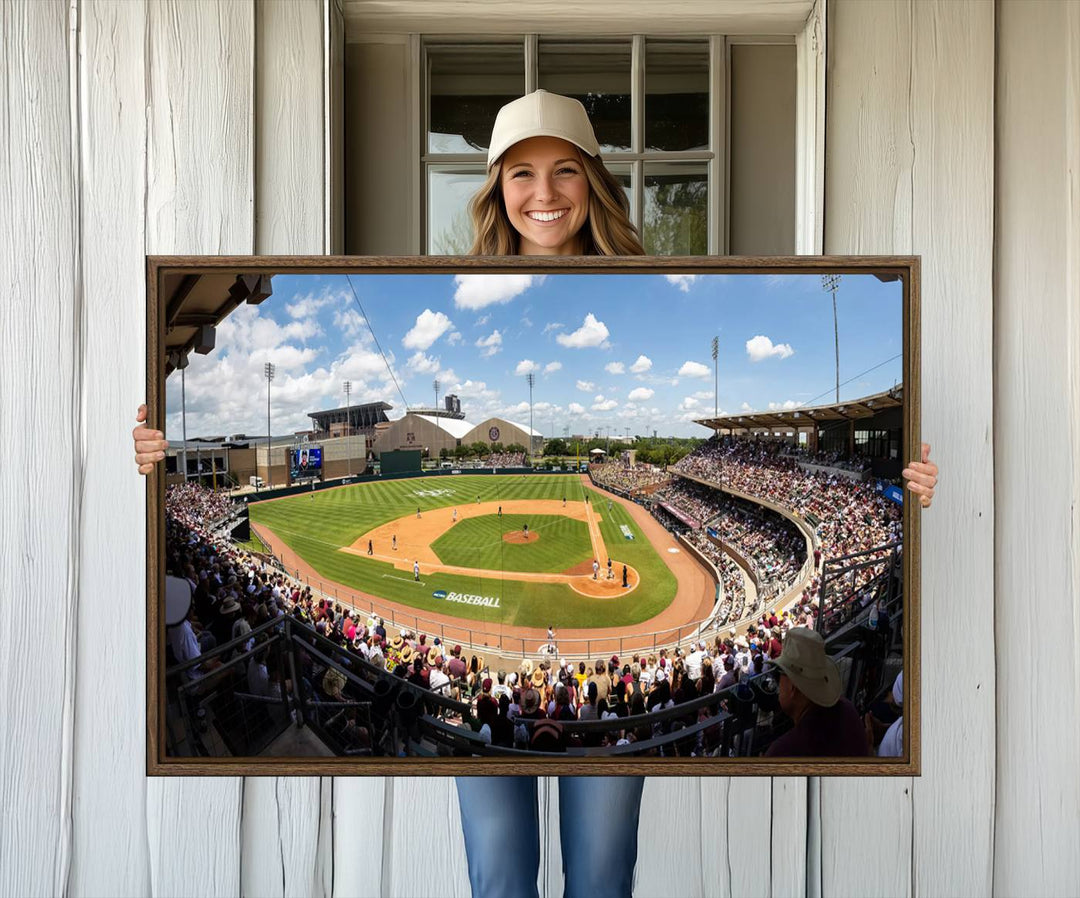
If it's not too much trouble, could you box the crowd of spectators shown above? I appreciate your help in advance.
[673,438,902,605]
[164,479,880,758]
[590,460,671,496]
[779,445,872,474]
[651,479,807,597]
[684,530,752,625]
[486,451,526,467]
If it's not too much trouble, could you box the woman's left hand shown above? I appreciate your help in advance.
[902,442,938,508]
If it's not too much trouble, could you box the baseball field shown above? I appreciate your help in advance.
[247,474,678,628]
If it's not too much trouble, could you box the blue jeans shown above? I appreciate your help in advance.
[455,775,645,898]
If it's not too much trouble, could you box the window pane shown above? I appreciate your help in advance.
[428,44,524,154]
[428,167,487,254]
[604,163,634,219]
[538,41,632,153]
[643,163,707,255]
[644,40,709,152]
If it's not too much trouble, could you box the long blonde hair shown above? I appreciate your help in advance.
[468,150,645,256]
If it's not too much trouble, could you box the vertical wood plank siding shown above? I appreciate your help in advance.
[143,1,254,894]
[0,2,78,894]
[823,2,996,897]
[2,2,1077,897]
[994,2,1080,895]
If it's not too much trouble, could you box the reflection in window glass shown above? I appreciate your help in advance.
[645,41,709,152]
[643,163,707,255]
[428,44,524,154]
[538,41,632,153]
[428,167,487,254]
[605,164,634,215]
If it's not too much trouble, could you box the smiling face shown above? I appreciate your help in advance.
[499,136,590,255]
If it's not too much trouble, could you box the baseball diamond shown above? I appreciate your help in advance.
[247,473,713,631]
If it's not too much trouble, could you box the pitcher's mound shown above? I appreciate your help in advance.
[503,530,539,545]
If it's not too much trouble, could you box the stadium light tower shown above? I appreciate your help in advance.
[433,377,441,441]
[343,380,352,475]
[173,350,190,482]
[265,362,275,488]
[712,335,719,418]
[526,372,535,458]
[821,275,842,403]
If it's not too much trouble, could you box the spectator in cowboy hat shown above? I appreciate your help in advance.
[764,628,870,757]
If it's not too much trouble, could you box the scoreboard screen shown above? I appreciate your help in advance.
[290,446,322,480]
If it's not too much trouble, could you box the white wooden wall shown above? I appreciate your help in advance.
[0,1,1077,896]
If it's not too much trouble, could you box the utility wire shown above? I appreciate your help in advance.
[799,353,902,408]
[345,275,411,411]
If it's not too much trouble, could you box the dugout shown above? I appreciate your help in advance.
[380,449,422,474]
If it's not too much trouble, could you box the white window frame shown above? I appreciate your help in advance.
[405,1,825,256]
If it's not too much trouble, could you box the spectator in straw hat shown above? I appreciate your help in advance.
[765,628,869,757]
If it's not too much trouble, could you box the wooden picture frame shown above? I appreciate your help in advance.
[147,254,920,776]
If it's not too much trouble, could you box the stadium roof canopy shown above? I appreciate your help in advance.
[694,386,903,431]
[502,419,543,438]
[159,270,274,376]
[412,413,475,440]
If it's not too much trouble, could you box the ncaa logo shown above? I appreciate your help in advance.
[432,589,447,599]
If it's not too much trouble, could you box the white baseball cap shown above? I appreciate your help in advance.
[486,90,600,169]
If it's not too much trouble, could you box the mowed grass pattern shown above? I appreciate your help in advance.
[431,514,592,573]
[248,475,678,629]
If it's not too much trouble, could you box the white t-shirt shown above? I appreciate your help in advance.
[168,621,203,680]
[878,717,903,757]
[429,667,451,696]
[686,650,705,681]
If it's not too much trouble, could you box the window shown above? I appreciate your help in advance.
[422,36,794,256]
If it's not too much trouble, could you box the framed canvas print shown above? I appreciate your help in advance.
[146,255,920,776]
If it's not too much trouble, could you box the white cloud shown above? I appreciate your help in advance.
[568,402,586,415]
[679,396,700,410]
[678,360,711,379]
[475,329,503,358]
[746,334,795,362]
[768,400,802,411]
[515,359,540,375]
[521,317,533,328]
[576,380,595,392]
[628,387,654,402]
[665,274,700,292]
[503,400,531,417]
[692,390,712,400]
[605,362,625,375]
[332,308,365,339]
[740,402,754,412]
[476,314,491,327]
[447,331,463,345]
[542,321,564,334]
[630,354,652,374]
[163,303,402,440]
[556,313,610,349]
[453,274,541,310]
[543,361,562,374]
[286,291,334,319]
[592,397,618,412]
[406,351,441,375]
[402,308,453,350]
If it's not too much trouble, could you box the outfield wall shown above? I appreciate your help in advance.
[244,465,540,504]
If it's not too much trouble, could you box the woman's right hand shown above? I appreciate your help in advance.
[133,403,168,474]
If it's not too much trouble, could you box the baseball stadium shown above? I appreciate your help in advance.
[161,269,911,761]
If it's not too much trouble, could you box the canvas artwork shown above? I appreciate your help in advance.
[148,256,920,776]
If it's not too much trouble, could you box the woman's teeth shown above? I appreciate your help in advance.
[528,210,566,222]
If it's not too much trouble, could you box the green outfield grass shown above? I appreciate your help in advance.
[247,474,678,629]
[431,513,592,573]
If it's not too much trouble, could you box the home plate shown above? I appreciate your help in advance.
[668,547,680,553]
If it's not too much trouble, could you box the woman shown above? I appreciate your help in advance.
[132,90,939,898]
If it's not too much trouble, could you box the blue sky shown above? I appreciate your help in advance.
[164,272,902,440]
